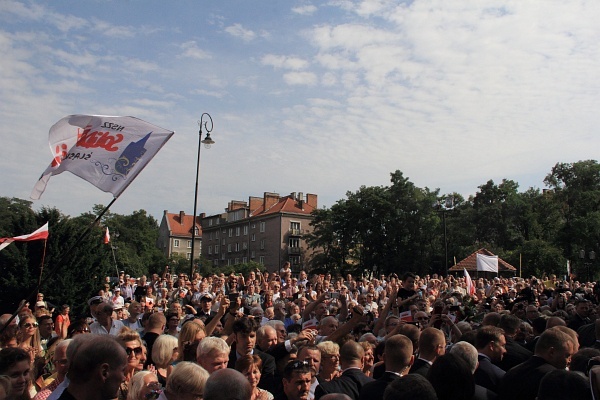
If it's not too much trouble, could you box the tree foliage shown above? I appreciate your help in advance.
[307,161,600,281]
[0,199,167,316]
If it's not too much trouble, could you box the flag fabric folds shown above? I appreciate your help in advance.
[104,227,110,244]
[31,115,174,200]
[476,253,499,273]
[0,222,49,251]
[464,268,475,296]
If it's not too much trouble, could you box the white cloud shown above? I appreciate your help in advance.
[292,5,317,15]
[179,41,212,60]
[261,54,309,70]
[283,71,317,86]
[224,23,256,41]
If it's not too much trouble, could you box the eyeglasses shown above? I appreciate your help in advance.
[145,382,163,399]
[125,346,143,356]
[287,360,310,370]
[23,322,39,328]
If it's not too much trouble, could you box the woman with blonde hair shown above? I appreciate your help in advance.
[177,321,206,362]
[117,327,146,400]
[17,315,43,361]
[152,334,178,386]
[162,362,208,400]
[235,354,273,400]
[127,370,161,400]
[359,341,375,378]
[317,341,340,382]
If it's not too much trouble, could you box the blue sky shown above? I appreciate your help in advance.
[1,0,599,222]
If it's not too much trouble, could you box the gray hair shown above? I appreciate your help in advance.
[196,336,230,359]
[449,341,478,374]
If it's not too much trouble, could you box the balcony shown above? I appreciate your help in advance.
[289,228,302,236]
[288,247,301,254]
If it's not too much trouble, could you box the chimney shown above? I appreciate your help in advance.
[290,192,296,200]
[306,193,318,208]
[249,196,262,213]
[228,200,247,211]
[200,213,206,219]
[179,211,185,224]
[264,192,280,210]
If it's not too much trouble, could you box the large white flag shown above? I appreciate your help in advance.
[31,115,174,199]
[476,253,499,273]
[464,268,475,296]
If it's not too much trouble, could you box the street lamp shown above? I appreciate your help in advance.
[579,249,596,283]
[190,113,215,277]
[434,196,455,277]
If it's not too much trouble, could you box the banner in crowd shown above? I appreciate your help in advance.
[0,222,49,251]
[464,268,475,295]
[476,253,499,273]
[31,115,174,200]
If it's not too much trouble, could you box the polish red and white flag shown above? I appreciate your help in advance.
[104,227,110,244]
[0,222,49,251]
[464,268,476,296]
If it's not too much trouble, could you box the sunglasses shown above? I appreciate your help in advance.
[125,346,143,356]
[286,360,310,371]
[23,322,39,328]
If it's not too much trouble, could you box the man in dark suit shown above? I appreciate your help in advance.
[275,360,313,400]
[473,326,507,393]
[409,327,446,377]
[567,299,591,332]
[450,341,498,400]
[499,327,577,400]
[358,334,414,400]
[227,317,276,393]
[495,314,532,371]
[315,340,374,400]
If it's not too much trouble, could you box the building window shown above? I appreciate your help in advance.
[259,256,265,264]
[290,221,300,234]
[228,244,232,253]
[289,238,300,248]
[242,242,247,250]
[209,219,213,226]
[215,245,219,254]
[234,258,239,264]
[186,252,192,260]
[194,226,199,235]
[227,259,231,266]
[243,257,247,263]
[173,239,180,248]
[208,246,212,255]
[260,239,265,250]
[243,226,248,235]
[259,222,266,232]
[213,259,219,266]
[252,223,256,229]
[251,234,256,242]
[216,231,219,238]
[251,251,255,258]
[289,255,300,265]
[187,240,192,248]
[221,253,225,260]
[236,227,240,236]
[228,228,233,237]
[235,243,240,252]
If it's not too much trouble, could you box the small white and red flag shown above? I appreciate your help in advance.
[0,222,49,251]
[104,227,110,244]
[464,268,476,296]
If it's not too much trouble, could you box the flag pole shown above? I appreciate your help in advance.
[0,197,118,334]
[37,239,48,293]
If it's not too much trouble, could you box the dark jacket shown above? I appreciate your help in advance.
[408,358,431,377]
[498,356,555,400]
[494,337,532,372]
[474,354,505,393]
[357,371,399,400]
[228,343,276,393]
[315,368,374,400]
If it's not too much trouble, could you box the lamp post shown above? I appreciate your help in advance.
[190,113,215,277]
[579,249,596,283]
[434,196,455,277]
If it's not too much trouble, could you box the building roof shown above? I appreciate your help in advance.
[449,248,517,272]
[165,211,202,237]
[251,195,316,217]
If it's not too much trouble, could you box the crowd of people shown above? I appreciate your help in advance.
[2,261,600,400]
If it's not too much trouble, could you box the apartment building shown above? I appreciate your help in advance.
[201,192,318,273]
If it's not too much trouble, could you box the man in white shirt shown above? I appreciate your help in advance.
[89,301,124,336]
